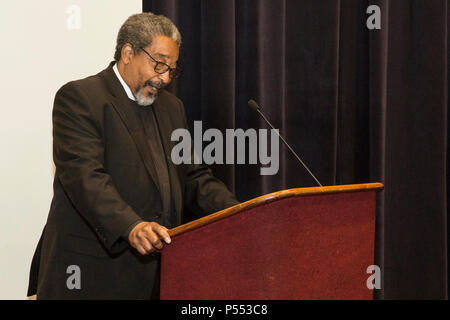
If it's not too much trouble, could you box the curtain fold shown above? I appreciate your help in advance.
[143,0,448,299]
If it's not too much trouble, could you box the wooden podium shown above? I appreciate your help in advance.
[160,183,383,300]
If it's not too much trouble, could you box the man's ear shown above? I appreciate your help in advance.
[121,43,135,65]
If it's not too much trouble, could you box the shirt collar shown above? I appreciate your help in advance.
[113,62,136,101]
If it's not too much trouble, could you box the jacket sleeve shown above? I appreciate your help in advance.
[175,99,240,217]
[52,81,142,253]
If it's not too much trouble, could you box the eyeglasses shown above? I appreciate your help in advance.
[141,48,182,79]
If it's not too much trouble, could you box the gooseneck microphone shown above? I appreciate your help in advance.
[248,99,323,187]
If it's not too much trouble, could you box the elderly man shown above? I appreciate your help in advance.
[27,12,239,299]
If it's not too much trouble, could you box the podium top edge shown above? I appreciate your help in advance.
[269,182,384,197]
[168,182,384,238]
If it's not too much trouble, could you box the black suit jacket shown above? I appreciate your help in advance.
[28,62,239,299]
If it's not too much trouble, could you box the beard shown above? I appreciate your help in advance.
[134,79,165,106]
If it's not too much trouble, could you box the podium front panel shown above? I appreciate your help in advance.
[160,190,376,300]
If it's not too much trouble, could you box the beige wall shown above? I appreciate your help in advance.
[0,0,141,299]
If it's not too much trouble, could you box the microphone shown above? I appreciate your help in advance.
[247,99,323,187]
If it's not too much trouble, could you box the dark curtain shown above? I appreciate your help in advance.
[143,0,448,299]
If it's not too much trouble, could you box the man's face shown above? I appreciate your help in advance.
[126,35,179,106]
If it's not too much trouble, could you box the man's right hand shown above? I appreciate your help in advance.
[128,221,171,255]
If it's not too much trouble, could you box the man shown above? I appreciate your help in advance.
[27,12,239,299]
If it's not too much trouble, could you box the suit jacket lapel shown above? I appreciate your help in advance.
[152,98,184,218]
[100,63,162,197]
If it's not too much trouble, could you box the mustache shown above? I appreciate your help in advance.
[144,80,165,90]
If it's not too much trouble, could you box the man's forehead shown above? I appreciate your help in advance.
[147,36,179,61]
[153,53,171,60]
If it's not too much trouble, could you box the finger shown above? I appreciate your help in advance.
[135,244,149,256]
[146,232,163,250]
[152,224,171,244]
[140,225,164,249]
[139,237,154,253]
[132,231,156,255]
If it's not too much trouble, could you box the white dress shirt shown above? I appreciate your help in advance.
[113,62,136,101]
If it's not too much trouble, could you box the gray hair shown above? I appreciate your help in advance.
[114,12,181,61]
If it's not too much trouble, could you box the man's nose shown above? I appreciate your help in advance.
[158,71,171,85]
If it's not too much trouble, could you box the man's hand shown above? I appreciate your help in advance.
[128,221,171,255]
